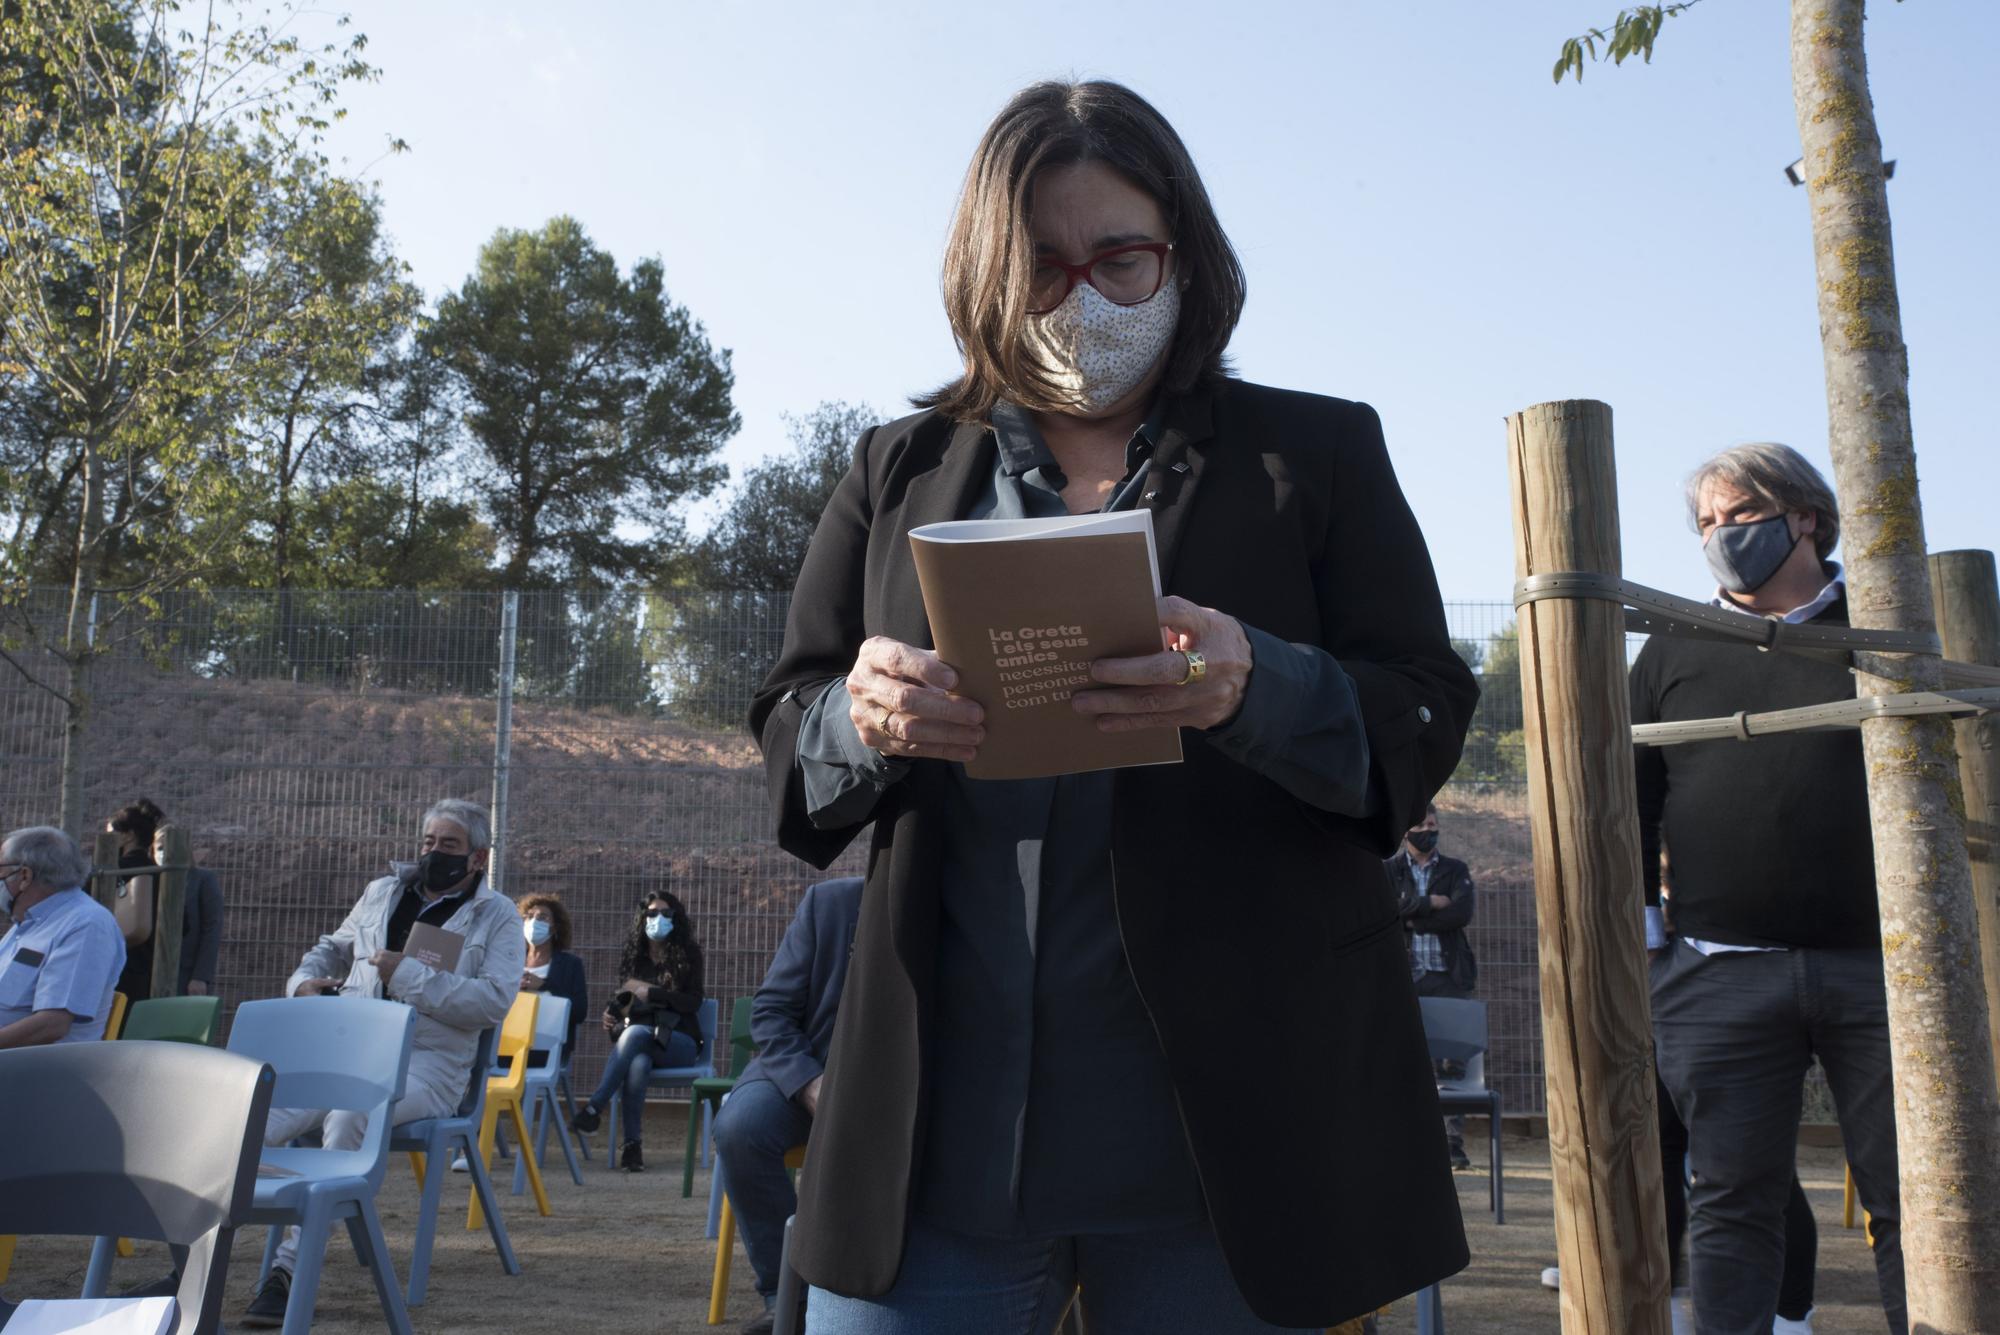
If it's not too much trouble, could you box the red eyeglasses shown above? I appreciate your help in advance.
[1028,242,1175,315]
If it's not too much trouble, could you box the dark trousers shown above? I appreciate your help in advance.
[1658,1077,1815,1316]
[1414,970,1472,1150]
[713,1076,814,1301]
[1652,941,1903,1335]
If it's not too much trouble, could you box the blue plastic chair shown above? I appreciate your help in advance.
[389,1027,519,1306]
[603,997,719,1162]
[515,993,585,1192]
[227,997,417,1335]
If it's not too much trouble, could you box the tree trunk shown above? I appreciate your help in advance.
[1790,2,2000,1325]
[58,430,106,839]
[277,404,299,671]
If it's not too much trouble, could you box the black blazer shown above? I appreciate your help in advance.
[750,380,1478,1326]
[735,877,862,1100]
[177,866,224,993]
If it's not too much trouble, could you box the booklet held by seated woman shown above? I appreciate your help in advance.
[909,510,1184,781]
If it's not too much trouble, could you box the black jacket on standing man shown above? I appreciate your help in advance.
[1386,850,1477,993]
[751,381,1478,1326]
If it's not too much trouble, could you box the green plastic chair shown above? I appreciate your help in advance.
[120,994,223,1045]
[682,996,756,1197]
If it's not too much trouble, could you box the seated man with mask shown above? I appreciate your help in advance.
[241,798,523,1328]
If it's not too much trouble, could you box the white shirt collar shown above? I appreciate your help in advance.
[1713,562,1844,626]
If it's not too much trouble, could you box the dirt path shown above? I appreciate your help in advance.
[5,1116,1893,1332]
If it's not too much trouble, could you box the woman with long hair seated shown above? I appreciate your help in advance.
[571,889,705,1171]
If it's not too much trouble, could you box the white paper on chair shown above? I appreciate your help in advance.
[2,1296,176,1335]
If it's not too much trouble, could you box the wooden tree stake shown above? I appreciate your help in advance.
[90,828,120,915]
[1508,400,1670,1334]
[1930,550,2000,1097]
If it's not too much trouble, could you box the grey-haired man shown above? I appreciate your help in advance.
[242,799,523,1328]
[0,826,126,1048]
[1632,443,1901,1335]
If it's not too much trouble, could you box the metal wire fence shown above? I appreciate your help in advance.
[1,589,1554,1111]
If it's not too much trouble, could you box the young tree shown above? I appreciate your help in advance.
[0,0,380,834]
[232,170,420,600]
[671,401,877,725]
[1558,4,2000,1322]
[424,217,739,587]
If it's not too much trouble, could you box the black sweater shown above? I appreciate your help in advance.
[1629,594,1880,949]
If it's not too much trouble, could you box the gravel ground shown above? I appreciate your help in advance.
[4,1112,1894,1333]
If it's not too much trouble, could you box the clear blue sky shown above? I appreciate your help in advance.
[317,1,1995,602]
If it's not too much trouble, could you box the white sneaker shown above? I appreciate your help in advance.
[1773,1311,1815,1334]
[1539,1266,1560,1291]
[449,1152,469,1173]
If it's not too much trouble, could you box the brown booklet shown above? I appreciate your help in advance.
[909,510,1183,781]
[403,921,465,973]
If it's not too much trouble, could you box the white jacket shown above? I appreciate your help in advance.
[286,867,524,1083]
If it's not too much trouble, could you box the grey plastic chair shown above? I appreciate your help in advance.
[515,993,584,1191]
[229,996,417,1335]
[1418,995,1504,1224]
[388,1026,519,1306]
[0,1040,275,1335]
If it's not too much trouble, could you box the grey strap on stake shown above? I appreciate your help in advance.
[1632,688,2000,745]
[1512,571,2000,745]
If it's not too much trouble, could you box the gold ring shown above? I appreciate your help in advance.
[878,705,894,733]
[1177,650,1206,686]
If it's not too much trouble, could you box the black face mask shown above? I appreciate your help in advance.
[416,850,471,892]
[1407,829,1439,855]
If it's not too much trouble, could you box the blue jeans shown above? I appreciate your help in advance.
[587,1022,699,1146]
[713,1076,814,1301]
[806,1217,1317,1335]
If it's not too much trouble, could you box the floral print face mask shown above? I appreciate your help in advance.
[1021,275,1181,414]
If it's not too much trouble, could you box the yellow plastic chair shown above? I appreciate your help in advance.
[0,992,133,1283]
[708,1144,806,1325]
[467,992,550,1231]
[1841,1162,1876,1244]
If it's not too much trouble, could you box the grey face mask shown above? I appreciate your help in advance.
[1703,514,1800,594]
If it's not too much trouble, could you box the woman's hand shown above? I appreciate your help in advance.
[846,636,986,762]
[1071,596,1253,732]
[623,977,654,997]
[602,1008,621,1034]
[520,972,544,992]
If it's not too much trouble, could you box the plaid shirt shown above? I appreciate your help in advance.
[1408,857,1446,977]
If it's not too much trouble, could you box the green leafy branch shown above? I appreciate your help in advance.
[1553,2,1701,83]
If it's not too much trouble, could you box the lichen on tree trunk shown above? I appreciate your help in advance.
[1790,1,2000,1326]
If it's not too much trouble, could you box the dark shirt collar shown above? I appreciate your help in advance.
[398,872,479,917]
[989,396,1170,481]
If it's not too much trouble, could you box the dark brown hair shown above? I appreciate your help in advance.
[516,893,573,953]
[110,798,164,846]
[918,80,1246,421]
